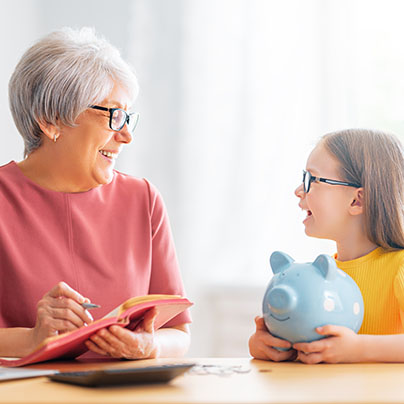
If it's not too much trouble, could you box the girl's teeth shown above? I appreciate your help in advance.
[100,150,117,159]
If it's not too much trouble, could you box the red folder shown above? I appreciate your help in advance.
[0,295,192,367]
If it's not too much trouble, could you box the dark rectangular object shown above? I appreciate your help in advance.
[48,363,194,387]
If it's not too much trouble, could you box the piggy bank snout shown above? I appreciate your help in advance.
[267,285,297,315]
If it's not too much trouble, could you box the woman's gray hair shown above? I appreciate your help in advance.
[9,27,139,156]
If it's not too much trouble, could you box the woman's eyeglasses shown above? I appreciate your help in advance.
[302,170,361,193]
[89,105,139,133]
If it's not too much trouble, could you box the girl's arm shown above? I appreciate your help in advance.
[293,325,404,364]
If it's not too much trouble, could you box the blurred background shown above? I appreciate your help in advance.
[1,0,404,357]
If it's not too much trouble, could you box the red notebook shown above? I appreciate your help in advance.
[0,295,192,367]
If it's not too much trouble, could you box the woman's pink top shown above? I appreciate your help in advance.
[0,161,191,328]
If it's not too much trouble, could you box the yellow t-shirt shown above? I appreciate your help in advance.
[335,247,404,335]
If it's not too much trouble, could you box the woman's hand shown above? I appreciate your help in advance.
[85,308,159,359]
[248,316,297,361]
[31,282,94,349]
[293,325,362,364]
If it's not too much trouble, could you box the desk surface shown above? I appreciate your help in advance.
[0,357,403,404]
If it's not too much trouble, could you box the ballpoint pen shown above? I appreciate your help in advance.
[81,302,101,310]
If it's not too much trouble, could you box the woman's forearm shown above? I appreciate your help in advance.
[0,328,35,358]
[153,324,190,358]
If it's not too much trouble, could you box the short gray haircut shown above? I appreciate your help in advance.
[9,27,139,156]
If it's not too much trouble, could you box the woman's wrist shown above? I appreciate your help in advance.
[151,327,190,358]
[148,339,161,359]
[24,328,39,357]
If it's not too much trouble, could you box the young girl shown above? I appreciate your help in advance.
[249,128,404,363]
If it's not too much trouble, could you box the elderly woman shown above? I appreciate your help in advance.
[0,27,191,359]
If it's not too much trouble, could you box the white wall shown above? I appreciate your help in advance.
[0,1,39,163]
[3,0,404,358]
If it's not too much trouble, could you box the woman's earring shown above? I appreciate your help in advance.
[54,135,57,143]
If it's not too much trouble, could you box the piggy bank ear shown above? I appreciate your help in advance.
[313,254,337,280]
[270,251,294,274]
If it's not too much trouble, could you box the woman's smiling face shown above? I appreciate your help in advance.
[57,82,133,191]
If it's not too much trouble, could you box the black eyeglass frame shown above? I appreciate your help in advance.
[89,105,139,132]
[302,170,361,193]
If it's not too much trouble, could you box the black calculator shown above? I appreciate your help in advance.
[48,363,195,387]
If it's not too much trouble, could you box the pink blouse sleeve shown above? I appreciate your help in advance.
[145,180,192,327]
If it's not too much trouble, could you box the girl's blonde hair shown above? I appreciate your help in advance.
[322,129,404,251]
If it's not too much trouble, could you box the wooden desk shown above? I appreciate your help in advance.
[0,357,403,404]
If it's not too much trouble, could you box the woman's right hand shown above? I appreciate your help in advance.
[248,316,297,361]
[30,282,94,349]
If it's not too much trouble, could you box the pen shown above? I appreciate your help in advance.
[81,302,101,310]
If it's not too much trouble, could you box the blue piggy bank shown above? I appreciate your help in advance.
[262,251,364,344]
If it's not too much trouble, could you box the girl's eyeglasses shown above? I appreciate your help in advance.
[89,105,139,133]
[302,170,361,193]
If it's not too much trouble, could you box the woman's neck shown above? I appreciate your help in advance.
[17,149,96,193]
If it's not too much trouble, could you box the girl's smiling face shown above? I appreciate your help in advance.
[294,142,359,241]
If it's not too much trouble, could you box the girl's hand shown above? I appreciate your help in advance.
[85,308,159,359]
[293,325,362,364]
[31,282,93,349]
[248,316,297,362]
